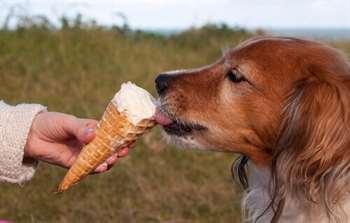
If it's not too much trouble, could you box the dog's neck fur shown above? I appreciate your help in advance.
[243,161,350,223]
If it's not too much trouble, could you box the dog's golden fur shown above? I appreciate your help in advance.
[156,37,350,222]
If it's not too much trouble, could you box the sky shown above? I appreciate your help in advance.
[0,0,349,29]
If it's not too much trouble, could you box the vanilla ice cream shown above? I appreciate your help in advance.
[112,82,156,125]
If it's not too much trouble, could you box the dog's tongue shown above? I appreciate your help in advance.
[155,109,173,126]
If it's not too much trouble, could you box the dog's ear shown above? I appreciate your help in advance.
[271,77,350,217]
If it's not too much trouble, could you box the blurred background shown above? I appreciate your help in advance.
[0,0,349,222]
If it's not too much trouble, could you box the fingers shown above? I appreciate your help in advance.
[106,153,120,165]
[93,147,130,173]
[94,153,118,173]
[117,147,129,157]
[94,162,108,173]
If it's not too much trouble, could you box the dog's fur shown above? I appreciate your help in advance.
[155,37,350,222]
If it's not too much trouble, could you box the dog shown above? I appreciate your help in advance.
[154,36,350,223]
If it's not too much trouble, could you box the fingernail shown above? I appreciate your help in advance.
[84,128,94,136]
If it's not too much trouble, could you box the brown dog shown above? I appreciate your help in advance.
[155,37,350,223]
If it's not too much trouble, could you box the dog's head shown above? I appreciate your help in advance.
[156,37,350,165]
[155,36,350,219]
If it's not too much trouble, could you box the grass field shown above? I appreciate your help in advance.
[0,20,349,223]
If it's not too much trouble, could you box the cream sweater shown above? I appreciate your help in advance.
[0,101,46,184]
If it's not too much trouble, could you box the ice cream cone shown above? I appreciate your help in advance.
[57,82,156,192]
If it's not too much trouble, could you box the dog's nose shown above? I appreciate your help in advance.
[155,74,172,95]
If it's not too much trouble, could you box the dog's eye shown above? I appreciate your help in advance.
[227,69,246,83]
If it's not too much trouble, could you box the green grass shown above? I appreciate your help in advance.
[0,22,349,223]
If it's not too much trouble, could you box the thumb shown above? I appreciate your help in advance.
[76,119,98,144]
[61,115,98,144]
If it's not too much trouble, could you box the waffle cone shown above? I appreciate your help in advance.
[57,102,156,192]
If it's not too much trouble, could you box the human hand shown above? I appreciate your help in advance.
[25,112,133,173]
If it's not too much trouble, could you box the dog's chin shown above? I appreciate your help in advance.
[161,131,205,150]
[155,107,209,150]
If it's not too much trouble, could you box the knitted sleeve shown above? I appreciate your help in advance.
[0,101,47,184]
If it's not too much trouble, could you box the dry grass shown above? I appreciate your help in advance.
[0,22,349,223]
